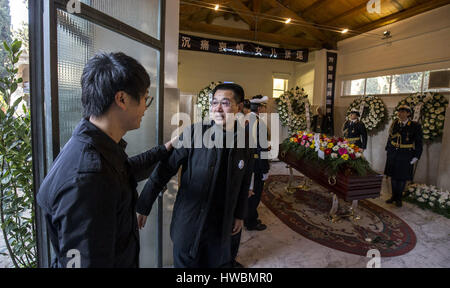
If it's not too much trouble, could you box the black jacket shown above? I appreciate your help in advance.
[311,115,331,135]
[36,119,169,268]
[384,119,423,180]
[343,120,368,149]
[137,122,254,259]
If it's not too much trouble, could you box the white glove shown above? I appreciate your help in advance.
[410,157,418,165]
[262,173,269,181]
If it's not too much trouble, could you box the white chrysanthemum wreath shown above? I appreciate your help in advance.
[394,92,448,142]
[276,87,312,134]
[345,95,387,132]
[196,81,221,119]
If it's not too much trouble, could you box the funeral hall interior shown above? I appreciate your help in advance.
[0,0,449,269]
[174,0,450,268]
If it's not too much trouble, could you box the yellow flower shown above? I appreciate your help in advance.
[307,133,313,138]
[310,144,315,149]
[327,143,334,148]
[341,154,349,161]
[290,137,295,142]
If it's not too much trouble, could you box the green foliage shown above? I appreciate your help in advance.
[0,39,36,268]
[0,0,12,80]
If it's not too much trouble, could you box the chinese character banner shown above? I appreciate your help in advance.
[325,51,337,135]
[179,33,309,63]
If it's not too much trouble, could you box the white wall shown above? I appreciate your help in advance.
[331,5,450,186]
[178,45,301,140]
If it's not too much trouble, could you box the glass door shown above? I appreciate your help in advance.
[30,0,165,267]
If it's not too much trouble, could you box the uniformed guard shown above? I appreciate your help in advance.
[245,95,270,231]
[384,105,423,207]
[343,108,368,150]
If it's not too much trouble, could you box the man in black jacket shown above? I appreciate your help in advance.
[136,83,254,268]
[37,52,172,267]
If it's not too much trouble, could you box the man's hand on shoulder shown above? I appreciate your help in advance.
[137,213,147,229]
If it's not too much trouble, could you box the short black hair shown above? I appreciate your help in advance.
[212,83,245,104]
[243,99,251,110]
[81,52,150,117]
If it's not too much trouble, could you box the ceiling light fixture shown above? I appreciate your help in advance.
[285,18,291,24]
[341,28,349,34]
[214,4,219,11]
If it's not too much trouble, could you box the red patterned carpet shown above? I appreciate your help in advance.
[261,175,416,257]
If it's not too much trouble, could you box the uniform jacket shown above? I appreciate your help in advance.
[37,118,169,267]
[384,119,423,180]
[136,121,254,259]
[249,113,270,175]
[343,119,368,149]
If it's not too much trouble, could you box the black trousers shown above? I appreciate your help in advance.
[173,229,231,268]
[245,172,264,228]
[391,178,407,201]
[230,230,241,261]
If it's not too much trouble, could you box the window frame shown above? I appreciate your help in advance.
[341,70,450,97]
[272,78,289,98]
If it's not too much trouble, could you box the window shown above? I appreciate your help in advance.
[273,78,288,98]
[342,69,450,96]
[365,76,391,95]
[342,78,365,96]
[391,72,423,94]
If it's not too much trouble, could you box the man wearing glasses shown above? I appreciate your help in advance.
[137,83,254,268]
[37,52,172,267]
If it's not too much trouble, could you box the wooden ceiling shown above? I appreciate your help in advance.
[179,0,450,50]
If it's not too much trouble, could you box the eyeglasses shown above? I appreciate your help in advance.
[145,96,154,108]
[211,99,235,108]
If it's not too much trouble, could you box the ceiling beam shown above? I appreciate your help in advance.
[341,0,450,38]
[253,0,262,13]
[301,0,331,16]
[321,0,369,26]
[263,0,331,43]
[180,20,325,49]
[226,0,257,28]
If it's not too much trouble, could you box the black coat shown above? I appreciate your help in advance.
[343,120,368,149]
[137,122,254,259]
[37,119,169,268]
[384,119,423,181]
[311,115,332,135]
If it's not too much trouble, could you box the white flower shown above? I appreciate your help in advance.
[429,202,435,207]
[355,152,362,158]
[331,153,338,159]
[418,197,425,203]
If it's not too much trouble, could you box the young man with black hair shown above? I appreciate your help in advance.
[37,52,172,268]
[136,83,254,268]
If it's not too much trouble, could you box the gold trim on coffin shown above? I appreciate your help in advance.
[285,163,362,223]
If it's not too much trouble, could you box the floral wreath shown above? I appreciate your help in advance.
[345,95,387,132]
[276,87,313,134]
[393,93,448,142]
[196,81,222,119]
[406,183,450,218]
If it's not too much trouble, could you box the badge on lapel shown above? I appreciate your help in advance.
[238,160,245,170]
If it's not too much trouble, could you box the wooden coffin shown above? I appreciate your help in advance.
[279,148,383,202]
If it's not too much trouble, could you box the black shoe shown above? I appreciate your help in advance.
[257,219,262,224]
[395,201,402,207]
[386,198,395,204]
[232,260,244,268]
[247,223,267,231]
